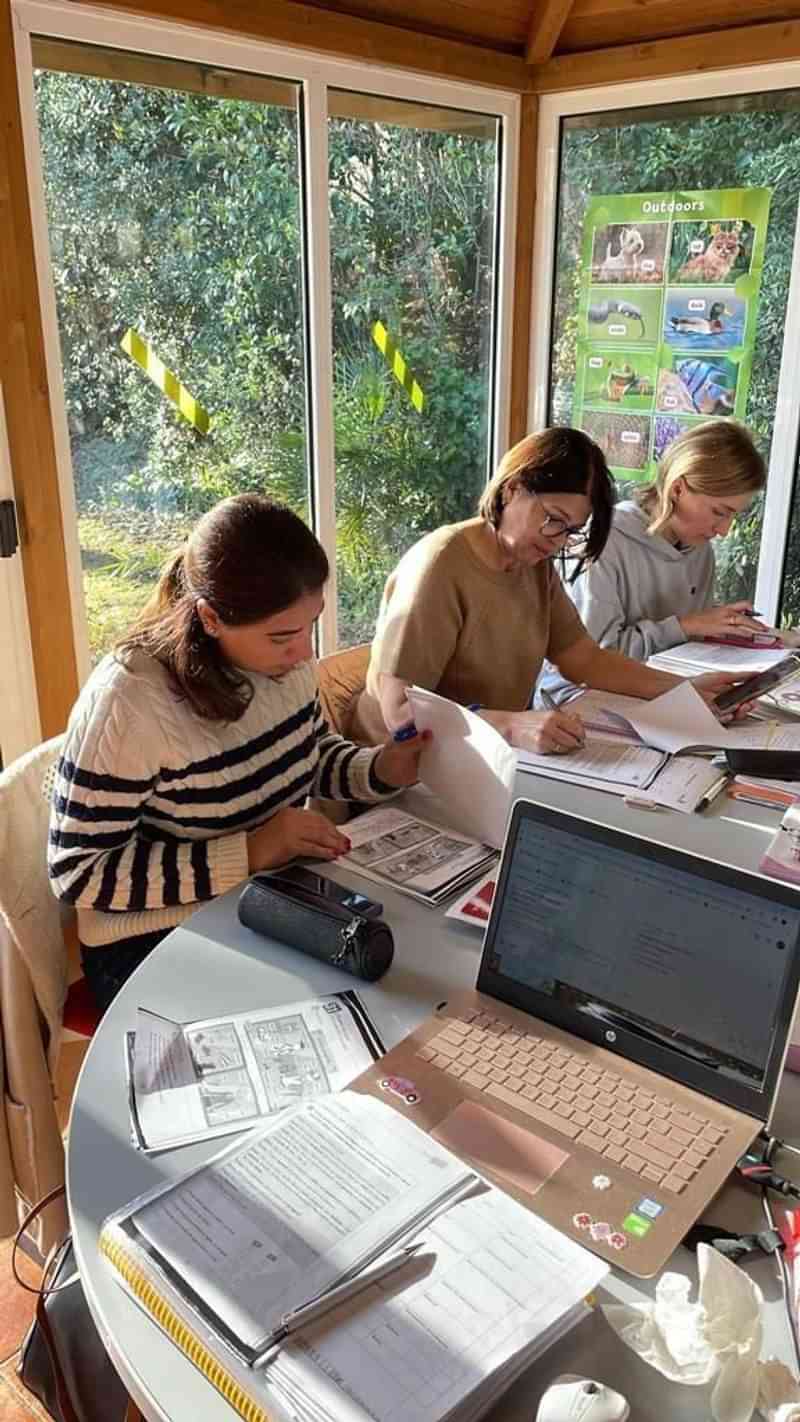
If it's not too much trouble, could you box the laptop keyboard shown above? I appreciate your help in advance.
[417,1009,729,1194]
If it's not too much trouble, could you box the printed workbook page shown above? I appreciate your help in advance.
[517,738,667,789]
[266,1188,608,1422]
[128,1093,475,1351]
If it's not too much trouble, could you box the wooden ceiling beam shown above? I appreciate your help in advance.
[61,0,532,91]
[529,14,800,90]
[526,0,575,63]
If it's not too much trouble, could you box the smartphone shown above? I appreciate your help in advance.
[272,864,383,918]
[713,654,800,714]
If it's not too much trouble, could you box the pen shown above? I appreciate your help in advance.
[393,722,418,742]
[540,686,585,744]
[696,776,730,813]
[250,1242,426,1368]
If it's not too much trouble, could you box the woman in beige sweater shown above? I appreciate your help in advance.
[351,427,746,755]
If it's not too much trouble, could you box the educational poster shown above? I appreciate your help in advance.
[573,188,771,481]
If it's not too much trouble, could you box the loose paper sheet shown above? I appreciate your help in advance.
[407,687,516,850]
[611,682,800,754]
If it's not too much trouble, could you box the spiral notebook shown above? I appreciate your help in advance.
[100,1092,607,1422]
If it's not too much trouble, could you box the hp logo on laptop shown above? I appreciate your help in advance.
[605,1030,617,1043]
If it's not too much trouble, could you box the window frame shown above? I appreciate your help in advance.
[12,0,519,672]
[529,66,800,627]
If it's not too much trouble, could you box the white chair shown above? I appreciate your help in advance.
[0,736,68,1254]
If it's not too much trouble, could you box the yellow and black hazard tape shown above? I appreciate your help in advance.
[121,329,210,434]
[372,321,425,413]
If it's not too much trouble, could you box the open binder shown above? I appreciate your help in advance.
[100,1093,608,1422]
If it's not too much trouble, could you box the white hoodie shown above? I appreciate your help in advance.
[536,499,714,705]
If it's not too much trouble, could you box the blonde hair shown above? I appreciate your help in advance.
[637,421,765,537]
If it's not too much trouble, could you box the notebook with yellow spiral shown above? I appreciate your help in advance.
[99,1092,606,1422]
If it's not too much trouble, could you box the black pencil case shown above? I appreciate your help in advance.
[237,872,394,982]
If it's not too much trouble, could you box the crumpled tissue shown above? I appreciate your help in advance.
[602,1243,800,1422]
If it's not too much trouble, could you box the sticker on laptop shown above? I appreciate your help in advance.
[609,1232,627,1251]
[635,1197,664,1220]
[590,1220,612,1242]
[378,1075,421,1106]
[573,1213,592,1231]
[592,1174,611,1191]
[622,1212,652,1238]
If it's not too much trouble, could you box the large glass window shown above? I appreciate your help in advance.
[28,37,506,667]
[32,41,307,662]
[328,93,500,646]
[549,92,800,607]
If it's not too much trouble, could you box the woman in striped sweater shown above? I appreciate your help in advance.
[49,495,427,1013]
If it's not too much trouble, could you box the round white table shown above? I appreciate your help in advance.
[67,775,800,1421]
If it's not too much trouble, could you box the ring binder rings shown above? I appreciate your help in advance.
[100,1234,276,1422]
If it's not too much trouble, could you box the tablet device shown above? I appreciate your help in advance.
[713,654,800,714]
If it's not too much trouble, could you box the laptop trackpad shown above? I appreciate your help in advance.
[432,1101,569,1197]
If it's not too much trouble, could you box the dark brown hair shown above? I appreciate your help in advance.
[117,494,329,721]
[478,427,615,578]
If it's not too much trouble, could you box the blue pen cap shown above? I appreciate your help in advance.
[393,722,418,743]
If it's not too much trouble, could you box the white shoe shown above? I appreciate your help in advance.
[535,1375,630,1422]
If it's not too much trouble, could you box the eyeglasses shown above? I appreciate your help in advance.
[532,492,589,553]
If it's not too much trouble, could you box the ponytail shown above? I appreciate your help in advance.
[115,494,328,721]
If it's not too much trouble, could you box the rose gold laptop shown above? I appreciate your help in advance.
[353,798,800,1277]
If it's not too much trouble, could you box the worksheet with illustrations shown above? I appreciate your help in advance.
[340,804,497,905]
[127,992,383,1152]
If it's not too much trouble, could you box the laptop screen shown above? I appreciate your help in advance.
[477,800,800,1118]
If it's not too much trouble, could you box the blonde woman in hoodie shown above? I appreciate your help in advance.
[537,421,767,705]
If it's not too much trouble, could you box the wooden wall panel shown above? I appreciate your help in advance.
[0,0,78,737]
[509,93,538,446]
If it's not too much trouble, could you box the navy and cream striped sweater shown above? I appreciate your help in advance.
[49,651,394,948]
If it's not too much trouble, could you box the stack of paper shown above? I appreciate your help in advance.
[340,805,498,906]
[648,640,789,677]
[101,1093,608,1422]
